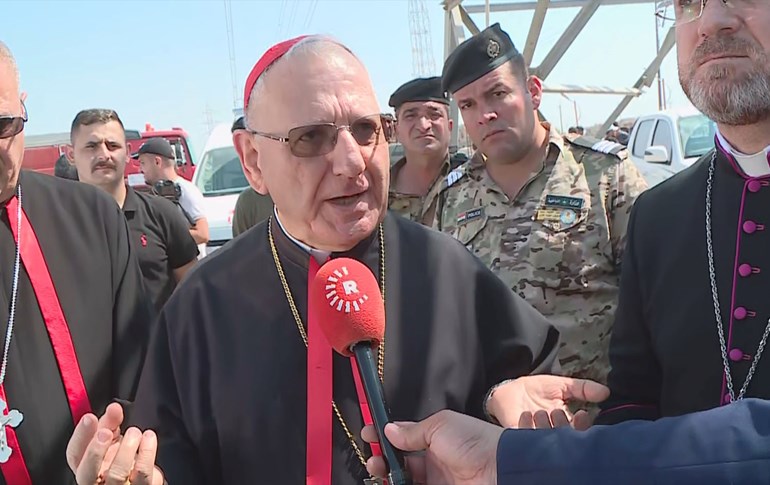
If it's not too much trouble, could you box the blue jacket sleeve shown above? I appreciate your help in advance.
[497,399,770,485]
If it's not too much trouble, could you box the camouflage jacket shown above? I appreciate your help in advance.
[433,125,648,384]
[388,155,451,226]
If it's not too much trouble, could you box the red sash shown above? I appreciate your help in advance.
[306,255,385,485]
[306,256,332,485]
[0,195,92,485]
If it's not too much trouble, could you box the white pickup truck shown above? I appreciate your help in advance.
[627,107,716,187]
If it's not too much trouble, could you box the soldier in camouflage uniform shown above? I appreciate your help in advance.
[438,24,648,393]
[387,77,454,225]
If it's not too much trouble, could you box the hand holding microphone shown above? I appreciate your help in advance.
[361,411,503,485]
[310,257,412,485]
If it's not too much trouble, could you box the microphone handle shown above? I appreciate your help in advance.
[351,343,412,485]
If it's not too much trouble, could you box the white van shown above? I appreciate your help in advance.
[627,107,716,187]
[192,122,250,254]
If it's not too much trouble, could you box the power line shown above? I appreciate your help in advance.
[303,0,319,30]
[276,0,288,39]
[223,0,239,109]
[286,0,301,36]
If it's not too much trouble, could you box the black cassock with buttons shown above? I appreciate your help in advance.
[597,143,770,425]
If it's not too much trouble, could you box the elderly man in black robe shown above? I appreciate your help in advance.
[0,41,154,485]
[69,35,611,485]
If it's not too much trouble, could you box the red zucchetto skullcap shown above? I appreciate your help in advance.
[243,35,309,111]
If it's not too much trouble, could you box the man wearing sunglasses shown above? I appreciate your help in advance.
[88,34,601,485]
[597,0,770,424]
[0,41,157,484]
[387,76,454,226]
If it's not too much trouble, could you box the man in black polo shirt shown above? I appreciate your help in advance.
[68,109,198,310]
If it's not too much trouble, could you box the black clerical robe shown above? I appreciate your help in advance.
[598,147,770,425]
[0,171,153,484]
[132,212,559,485]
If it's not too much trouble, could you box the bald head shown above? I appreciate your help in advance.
[234,35,389,252]
[0,41,19,87]
[245,36,369,127]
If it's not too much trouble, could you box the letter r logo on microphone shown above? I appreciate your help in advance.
[342,280,359,295]
[323,265,370,313]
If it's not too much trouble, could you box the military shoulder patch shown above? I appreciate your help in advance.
[591,140,626,156]
[567,135,627,159]
[445,168,464,189]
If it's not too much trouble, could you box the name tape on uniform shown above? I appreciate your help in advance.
[544,194,584,209]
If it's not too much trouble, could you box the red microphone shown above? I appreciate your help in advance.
[310,257,411,485]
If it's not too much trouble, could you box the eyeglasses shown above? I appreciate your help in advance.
[247,114,395,158]
[0,100,27,140]
[657,0,760,25]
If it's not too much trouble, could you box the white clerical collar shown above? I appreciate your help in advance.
[716,130,770,177]
[273,207,331,264]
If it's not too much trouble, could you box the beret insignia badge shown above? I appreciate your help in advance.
[487,39,500,58]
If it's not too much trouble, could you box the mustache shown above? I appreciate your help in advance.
[691,35,759,67]
[91,160,117,172]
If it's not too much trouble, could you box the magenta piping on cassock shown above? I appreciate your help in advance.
[713,135,767,406]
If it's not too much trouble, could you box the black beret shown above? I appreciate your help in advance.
[388,76,448,110]
[442,23,521,94]
[231,116,246,133]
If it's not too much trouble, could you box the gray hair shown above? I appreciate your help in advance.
[244,35,360,129]
[0,41,19,85]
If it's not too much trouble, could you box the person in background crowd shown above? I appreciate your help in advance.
[230,116,273,237]
[54,153,78,181]
[387,76,453,225]
[68,109,199,311]
[135,137,209,256]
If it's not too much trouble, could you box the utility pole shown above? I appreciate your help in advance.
[408,0,437,77]
[224,0,239,110]
[573,100,579,126]
[654,1,666,111]
[203,104,215,134]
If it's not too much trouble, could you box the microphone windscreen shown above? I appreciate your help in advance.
[310,257,385,356]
